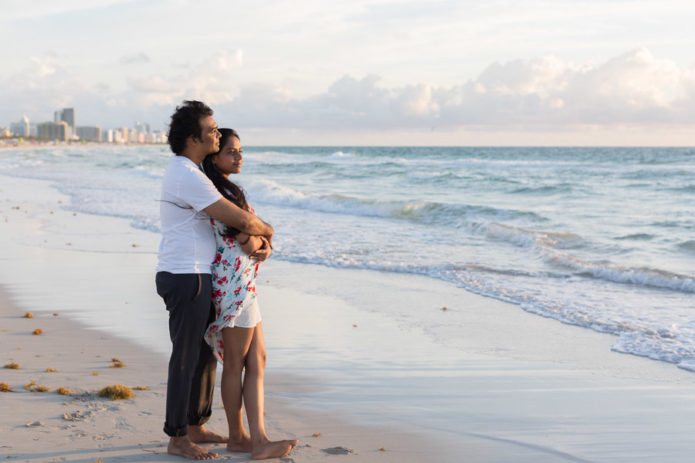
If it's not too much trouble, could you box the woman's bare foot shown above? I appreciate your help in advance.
[226,432,253,452]
[251,439,299,460]
[188,425,228,444]
[168,436,218,460]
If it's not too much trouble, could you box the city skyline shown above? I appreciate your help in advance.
[1,1,695,145]
[3,106,167,144]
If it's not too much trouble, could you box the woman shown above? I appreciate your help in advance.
[202,128,297,459]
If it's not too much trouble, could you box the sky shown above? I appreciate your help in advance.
[1,0,695,145]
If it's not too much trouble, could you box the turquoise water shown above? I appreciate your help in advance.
[1,145,694,369]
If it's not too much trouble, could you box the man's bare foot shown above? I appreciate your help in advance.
[251,439,299,460]
[226,432,253,452]
[188,425,228,444]
[168,436,218,460]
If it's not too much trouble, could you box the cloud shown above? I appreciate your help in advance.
[3,47,695,135]
[120,52,150,65]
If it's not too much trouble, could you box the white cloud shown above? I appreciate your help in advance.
[3,47,695,138]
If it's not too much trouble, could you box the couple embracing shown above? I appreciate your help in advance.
[155,101,297,460]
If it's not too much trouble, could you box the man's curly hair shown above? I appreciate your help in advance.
[167,100,213,155]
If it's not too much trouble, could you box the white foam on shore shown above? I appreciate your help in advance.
[5,174,695,461]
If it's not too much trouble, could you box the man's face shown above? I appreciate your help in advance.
[198,115,221,154]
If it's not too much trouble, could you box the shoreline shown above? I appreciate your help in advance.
[4,173,695,462]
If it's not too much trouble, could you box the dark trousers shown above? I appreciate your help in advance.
[155,272,218,437]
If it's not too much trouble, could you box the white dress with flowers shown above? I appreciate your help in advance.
[203,216,260,362]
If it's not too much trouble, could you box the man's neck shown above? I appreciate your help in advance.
[180,151,204,165]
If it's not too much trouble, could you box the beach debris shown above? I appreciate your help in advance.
[0,382,12,392]
[25,421,43,427]
[92,372,99,376]
[131,243,138,247]
[312,432,322,437]
[58,200,62,204]
[66,242,72,246]
[53,313,59,316]
[133,385,150,391]
[16,347,21,350]
[50,211,54,214]
[45,368,59,372]
[98,384,134,400]
[352,324,358,328]
[23,312,34,318]
[11,206,19,210]
[24,382,50,392]
[32,328,43,335]
[110,357,125,368]
[56,386,73,396]
[72,212,77,216]
[379,447,386,452]
[1,328,7,332]
[442,306,448,311]
[4,362,20,369]
[321,446,355,455]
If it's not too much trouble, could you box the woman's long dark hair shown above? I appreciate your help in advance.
[202,128,249,237]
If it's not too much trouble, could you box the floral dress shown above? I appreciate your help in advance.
[203,214,260,362]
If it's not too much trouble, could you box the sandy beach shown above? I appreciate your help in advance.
[2,172,695,462]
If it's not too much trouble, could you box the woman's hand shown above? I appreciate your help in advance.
[250,237,272,262]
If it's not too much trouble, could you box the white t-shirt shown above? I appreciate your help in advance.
[156,155,222,274]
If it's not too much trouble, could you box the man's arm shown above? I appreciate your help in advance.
[203,198,273,239]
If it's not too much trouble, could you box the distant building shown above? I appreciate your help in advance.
[54,108,75,138]
[76,126,102,142]
[10,115,30,137]
[0,127,10,137]
[38,121,69,141]
[134,121,150,134]
[103,129,114,143]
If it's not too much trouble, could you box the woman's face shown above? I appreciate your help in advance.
[213,136,243,175]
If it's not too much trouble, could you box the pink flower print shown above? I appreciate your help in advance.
[213,253,222,265]
[235,301,243,307]
[217,276,228,285]
[233,286,242,296]
[234,257,241,272]
[212,289,222,299]
[222,259,228,266]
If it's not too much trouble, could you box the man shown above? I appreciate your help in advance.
[155,100,274,460]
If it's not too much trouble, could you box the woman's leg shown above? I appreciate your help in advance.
[244,322,298,459]
[221,326,254,452]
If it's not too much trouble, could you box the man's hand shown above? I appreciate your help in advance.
[250,237,272,262]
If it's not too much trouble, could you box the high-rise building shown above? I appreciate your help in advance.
[54,108,75,138]
[38,121,69,141]
[134,121,150,134]
[76,126,102,142]
[10,115,30,137]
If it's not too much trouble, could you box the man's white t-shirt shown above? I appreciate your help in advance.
[156,155,222,274]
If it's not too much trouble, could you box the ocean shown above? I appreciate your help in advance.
[1,144,693,370]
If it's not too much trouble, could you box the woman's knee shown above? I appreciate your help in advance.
[246,348,266,373]
[222,354,246,374]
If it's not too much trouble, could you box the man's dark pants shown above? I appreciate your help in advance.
[155,272,217,437]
